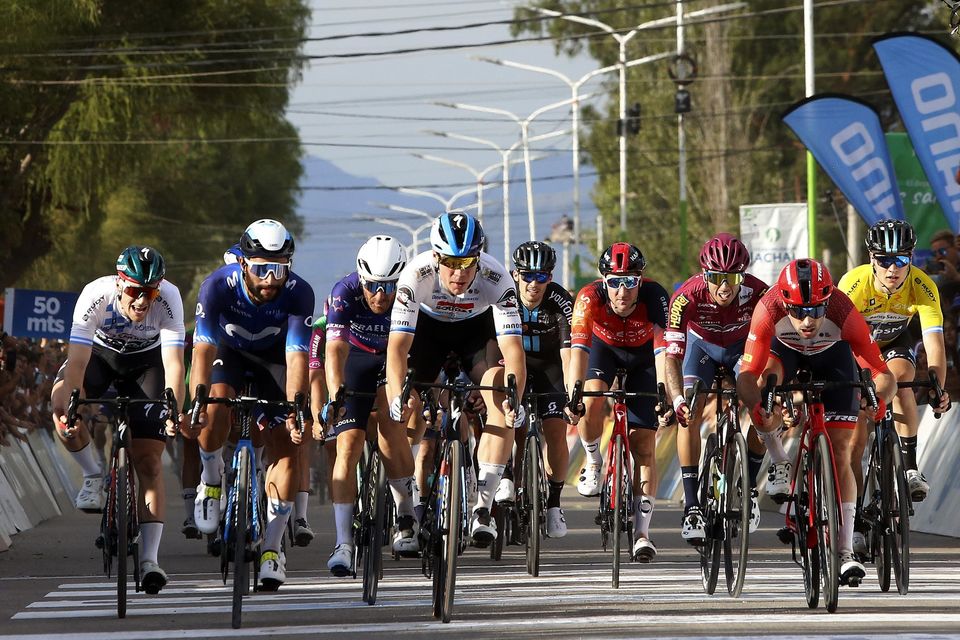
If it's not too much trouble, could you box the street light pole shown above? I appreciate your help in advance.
[354,216,433,255]
[677,0,689,274]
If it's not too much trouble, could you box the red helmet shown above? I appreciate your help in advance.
[699,233,750,272]
[599,242,645,275]
[777,259,833,306]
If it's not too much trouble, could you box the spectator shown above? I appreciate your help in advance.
[0,336,65,446]
[927,229,960,290]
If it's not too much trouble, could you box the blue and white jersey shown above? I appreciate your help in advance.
[194,264,315,353]
[326,273,390,354]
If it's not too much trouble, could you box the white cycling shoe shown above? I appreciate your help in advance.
[749,488,761,534]
[681,506,706,543]
[839,551,865,586]
[392,515,420,556]
[140,560,167,595]
[906,469,929,502]
[577,463,602,497]
[75,475,104,512]
[632,537,657,562]
[766,461,792,504]
[495,478,516,503]
[470,507,497,547]
[546,507,567,538]
[259,550,285,591]
[327,544,354,577]
[194,482,224,534]
[294,518,315,547]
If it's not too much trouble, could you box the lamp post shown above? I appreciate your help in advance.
[395,186,479,212]
[369,202,434,223]
[411,153,515,225]
[354,216,433,255]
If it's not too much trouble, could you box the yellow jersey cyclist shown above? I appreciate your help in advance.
[837,220,951,509]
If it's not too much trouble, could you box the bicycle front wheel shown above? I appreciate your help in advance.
[698,432,720,595]
[812,433,839,613]
[232,448,250,629]
[524,438,543,577]
[611,434,625,589]
[794,447,819,609]
[883,432,910,595]
[116,449,128,619]
[723,430,750,598]
[363,452,387,605]
[433,441,462,623]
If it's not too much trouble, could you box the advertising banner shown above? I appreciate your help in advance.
[739,204,809,285]
[2,288,78,340]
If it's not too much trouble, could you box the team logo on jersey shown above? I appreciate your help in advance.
[416,266,433,281]
[224,324,281,341]
[227,272,240,289]
[82,295,106,322]
[498,289,518,309]
[397,285,415,308]
[330,296,345,312]
[916,277,936,302]
[669,295,689,328]
[481,267,501,285]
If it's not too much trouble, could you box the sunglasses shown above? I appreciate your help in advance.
[246,261,290,280]
[519,271,551,284]
[785,303,828,320]
[361,279,398,295]
[120,284,160,301]
[604,275,641,289]
[934,247,950,257]
[703,271,744,287]
[438,255,479,270]
[873,254,911,269]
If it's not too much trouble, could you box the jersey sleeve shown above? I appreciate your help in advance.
[912,270,944,336]
[285,279,315,353]
[556,285,574,349]
[665,282,694,359]
[325,279,354,344]
[193,275,222,347]
[740,292,778,377]
[308,326,325,371]
[490,275,522,337]
[68,281,104,347]
[390,263,422,334]
[570,284,599,351]
[836,292,889,375]
[158,282,186,349]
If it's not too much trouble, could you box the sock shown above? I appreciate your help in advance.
[547,480,564,509]
[747,451,766,489]
[333,502,354,546]
[758,430,789,464]
[388,476,416,520]
[182,488,197,520]
[634,495,654,538]
[681,465,699,511]
[475,462,506,512]
[900,435,918,471]
[72,443,102,478]
[264,498,293,553]
[254,446,265,474]
[295,491,309,522]
[839,501,856,555]
[581,437,602,466]
[199,447,224,486]
[140,521,163,564]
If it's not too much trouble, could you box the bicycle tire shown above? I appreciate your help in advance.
[524,440,542,577]
[813,433,839,613]
[698,432,720,595]
[866,446,891,592]
[433,441,462,623]
[490,504,505,561]
[884,432,910,595]
[611,434,624,589]
[723,430,750,598]
[116,448,128,619]
[793,445,819,609]
[363,453,387,605]
[232,448,250,629]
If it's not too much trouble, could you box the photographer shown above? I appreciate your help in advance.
[926,229,960,290]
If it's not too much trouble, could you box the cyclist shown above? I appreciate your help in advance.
[564,242,670,562]
[837,220,951,508]
[322,236,406,576]
[386,211,525,547]
[190,219,314,591]
[665,233,768,543]
[50,246,185,594]
[736,258,897,584]
[510,241,574,537]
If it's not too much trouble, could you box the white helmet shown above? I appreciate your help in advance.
[356,235,407,282]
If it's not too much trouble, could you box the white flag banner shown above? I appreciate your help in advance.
[739,203,809,285]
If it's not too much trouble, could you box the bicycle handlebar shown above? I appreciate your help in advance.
[66,387,178,434]
[898,371,948,418]
[190,384,306,434]
[763,369,878,415]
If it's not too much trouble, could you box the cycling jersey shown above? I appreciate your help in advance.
[69,276,185,354]
[665,273,767,358]
[520,282,573,355]
[326,273,390,354]
[837,264,943,344]
[741,288,888,376]
[390,251,522,337]
[194,263,314,353]
[570,279,669,352]
[308,314,327,372]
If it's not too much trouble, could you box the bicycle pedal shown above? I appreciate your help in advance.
[776,527,795,546]
[94,535,105,550]
[594,513,603,526]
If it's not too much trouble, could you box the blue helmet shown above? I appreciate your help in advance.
[430,211,485,258]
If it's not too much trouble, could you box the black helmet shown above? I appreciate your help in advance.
[512,241,557,272]
[865,220,916,254]
[598,242,645,275]
[240,219,295,260]
[116,246,165,286]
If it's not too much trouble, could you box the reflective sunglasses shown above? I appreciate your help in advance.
[246,261,290,280]
[873,254,911,269]
[785,303,828,320]
[703,271,744,287]
[604,275,641,289]
[519,271,551,284]
[361,279,398,295]
[438,255,480,270]
[120,284,160,301]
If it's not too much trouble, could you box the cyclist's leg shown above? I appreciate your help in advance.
[328,426,365,575]
[468,364,514,544]
[677,337,715,539]
[755,341,792,500]
[578,341,617,496]
[624,352,659,559]
[180,436,201,536]
[883,343,925,501]
[293,440,314,544]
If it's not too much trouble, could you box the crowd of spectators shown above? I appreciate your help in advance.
[0,335,63,447]
[913,229,960,397]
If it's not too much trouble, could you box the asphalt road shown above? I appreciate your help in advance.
[1,474,959,640]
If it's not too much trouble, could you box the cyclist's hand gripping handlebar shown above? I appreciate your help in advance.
[564,380,584,424]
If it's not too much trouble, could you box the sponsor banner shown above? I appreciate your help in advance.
[874,34,960,233]
[2,288,78,340]
[739,203,809,285]
[783,94,905,226]
[887,132,950,266]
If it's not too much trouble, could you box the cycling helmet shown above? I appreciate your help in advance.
[699,233,750,272]
[865,219,916,254]
[356,235,407,281]
[116,246,165,286]
[777,259,833,306]
[598,242,645,275]
[430,211,485,257]
[513,241,557,272]
[239,219,295,260]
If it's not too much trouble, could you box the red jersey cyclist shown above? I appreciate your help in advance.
[736,259,897,584]
[664,234,768,543]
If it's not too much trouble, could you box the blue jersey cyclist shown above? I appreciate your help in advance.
[320,236,407,576]
[189,219,315,592]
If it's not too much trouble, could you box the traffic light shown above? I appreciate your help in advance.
[627,102,641,135]
[675,89,691,114]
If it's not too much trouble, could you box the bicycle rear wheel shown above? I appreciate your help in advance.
[698,433,720,595]
[232,448,250,629]
[363,452,387,604]
[116,449,128,619]
[883,432,910,595]
[611,434,625,589]
[864,449,891,592]
[524,439,542,577]
[812,434,839,613]
[432,441,462,623]
[723,430,750,598]
[793,448,820,610]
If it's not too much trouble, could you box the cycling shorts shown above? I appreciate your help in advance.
[332,348,385,436]
[408,309,495,385]
[878,331,917,368]
[525,355,565,422]
[211,342,288,428]
[769,339,860,428]
[682,334,745,390]
[585,340,657,430]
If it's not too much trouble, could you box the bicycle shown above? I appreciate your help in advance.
[687,368,752,598]
[190,384,305,629]
[415,369,517,623]
[568,370,668,589]
[859,371,945,595]
[764,369,876,613]
[66,387,178,619]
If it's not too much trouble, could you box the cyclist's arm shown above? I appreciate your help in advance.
[497,334,526,402]
[921,330,948,396]
[736,297,776,411]
[386,331,413,402]
[324,339,349,398]
[51,343,91,423]
[914,271,946,387]
[566,286,595,393]
[286,350,309,401]
[664,348,684,404]
[189,342,216,396]
[160,346,186,416]
[560,347,571,381]
[191,274,222,396]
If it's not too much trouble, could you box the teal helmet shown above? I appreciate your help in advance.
[116,246,165,286]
